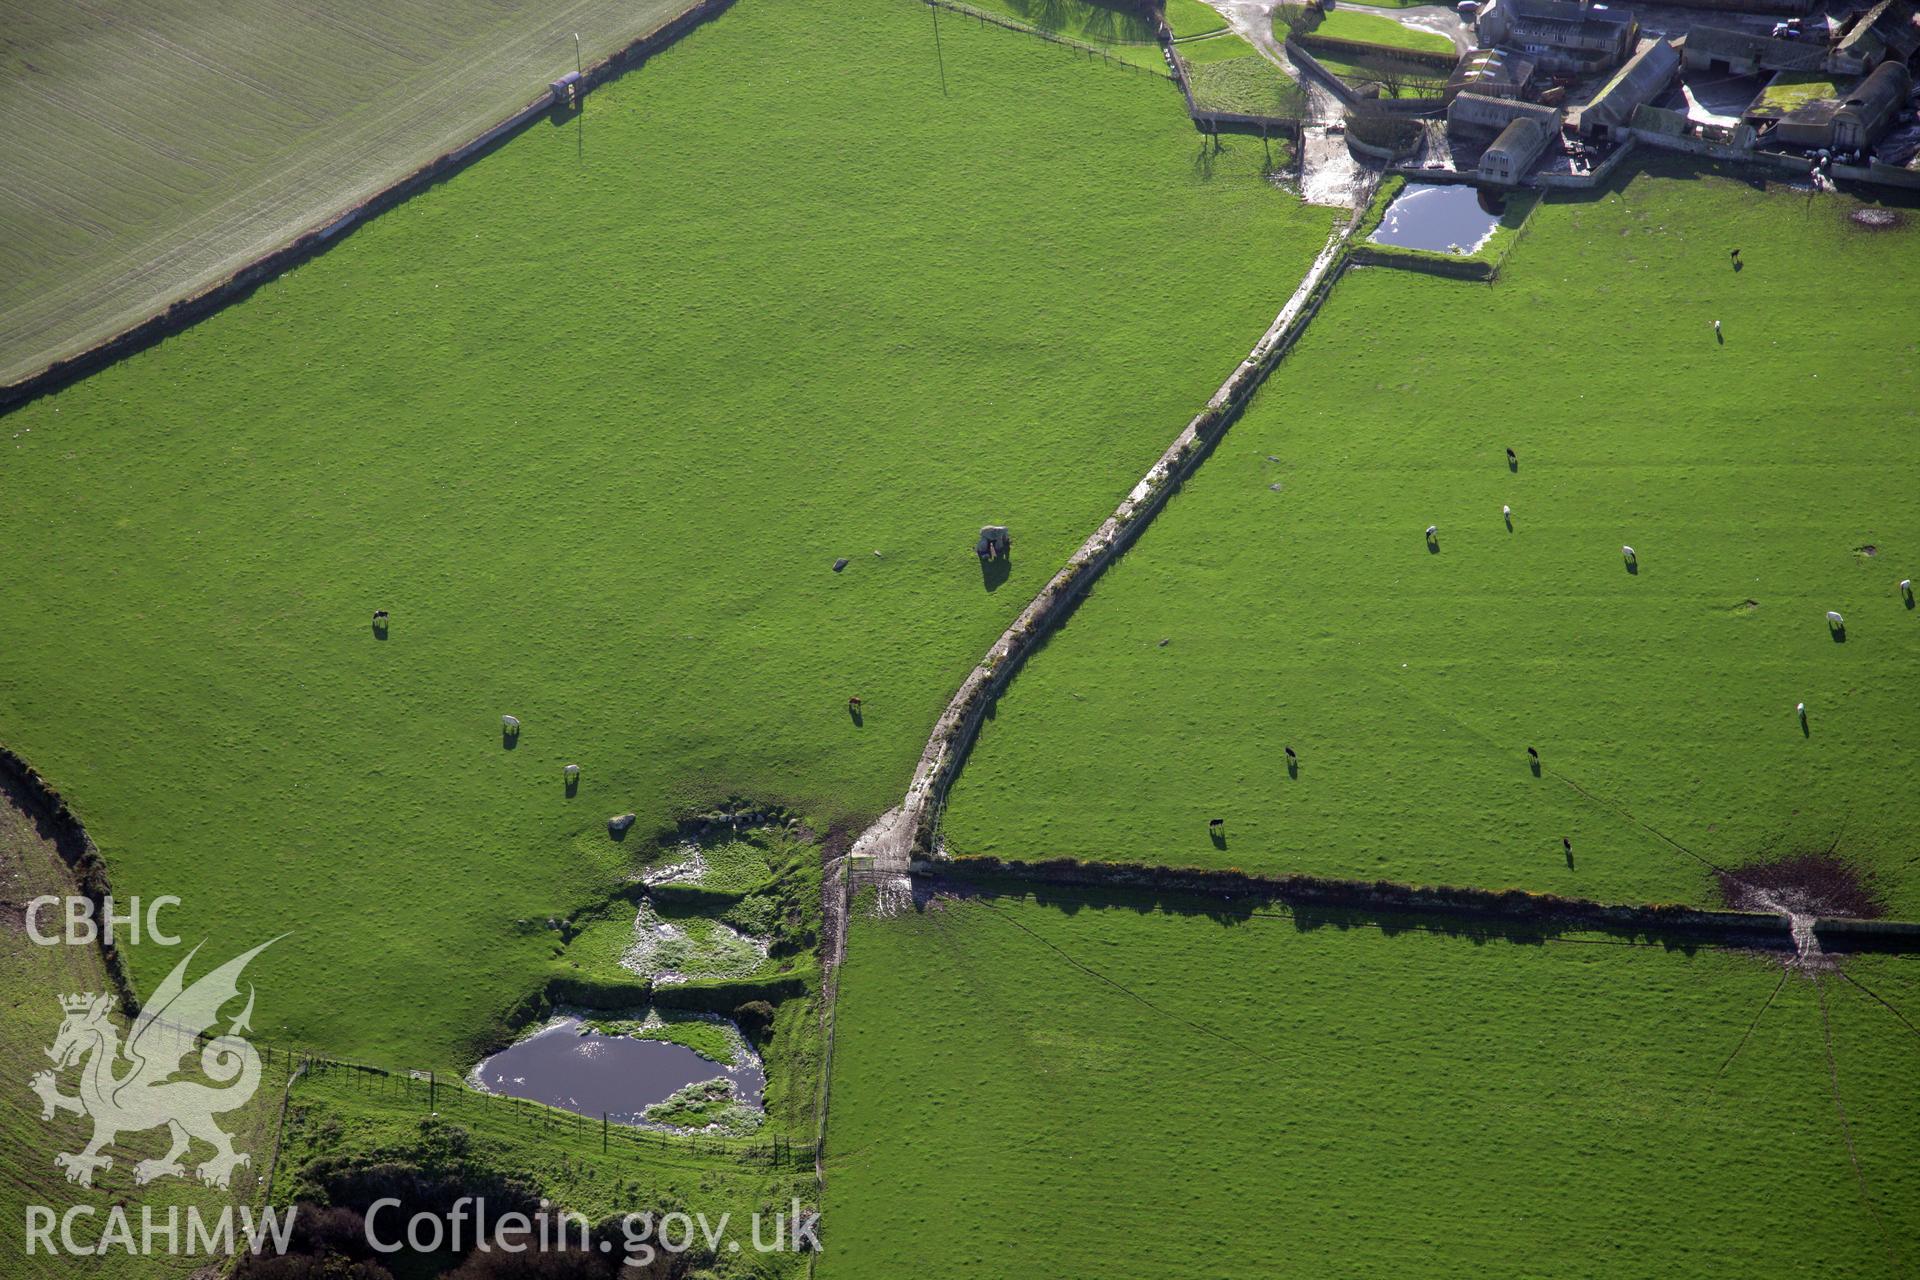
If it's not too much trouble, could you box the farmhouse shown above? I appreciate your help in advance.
[1574,37,1681,134]
[1474,0,1638,74]
[1481,115,1554,180]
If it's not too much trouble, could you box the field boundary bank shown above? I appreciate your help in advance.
[0,0,733,417]
[919,857,1920,953]
[0,744,139,1015]
[847,224,1356,875]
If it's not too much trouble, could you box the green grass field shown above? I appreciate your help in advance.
[822,890,1920,1276]
[945,166,1920,913]
[0,0,1334,1071]
[1165,0,1230,37]
[0,780,290,1280]
[1280,3,1456,53]
[0,0,699,387]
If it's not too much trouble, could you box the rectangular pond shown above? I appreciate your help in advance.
[1368,183,1506,256]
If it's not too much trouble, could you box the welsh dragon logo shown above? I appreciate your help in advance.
[29,938,276,1190]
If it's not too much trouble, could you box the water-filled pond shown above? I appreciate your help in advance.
[1368,183,1505,255]
[473,1018,764,1122]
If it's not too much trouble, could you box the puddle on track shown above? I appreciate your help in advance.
[1369,182,1505,255]
[474,1018,764,1122]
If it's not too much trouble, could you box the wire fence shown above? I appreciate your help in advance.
[917,0,1174,81]
[283,1052,818,1169]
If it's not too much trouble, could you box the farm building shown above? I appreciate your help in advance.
[1445,48,1539,100]
[1681,25,1826,75]
[1448,91,1564,135]
[1833,60,1913,148]
[1574,37,1680,134]
[1745,73,1854,146]
[1474,0,1638,74]
[1835,0,1920,71]
[1480,115,1553,180]
[1744,61,1911,149]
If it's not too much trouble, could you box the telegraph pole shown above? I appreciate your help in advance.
[931,4,948,96]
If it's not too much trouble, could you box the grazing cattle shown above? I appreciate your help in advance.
[1562,836,1571,854]
[1796,702,1806,719]
[501,715,520,731]
[848,696,863,709]
[1425,525,1438,542]
[1284,746,1297,761]
[1505,447,1517,465]
[1526,747,1539,762]
[1901,578,1912,598]
[1826,610,1845,627]
[1208,818,1224,831]
[1622,545,1636,562]
[1502,504,1512,521]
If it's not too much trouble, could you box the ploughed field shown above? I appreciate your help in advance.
[0,0,700,385]
[0,0,1333,1067]
[944,168,1920,915]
